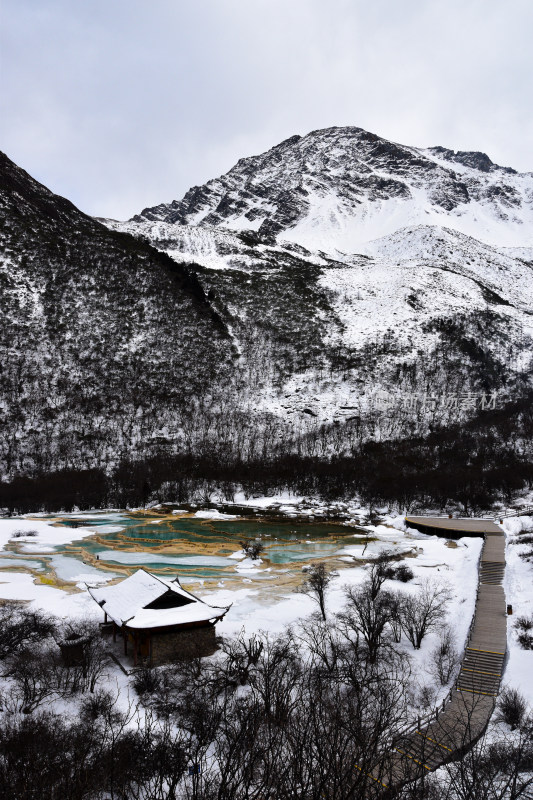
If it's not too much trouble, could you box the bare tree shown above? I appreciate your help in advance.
[387,590,407,644]
[400,579,451,649]
[0,602,56,660]
[4,645,59,714]
[369,550,399,597]
[295,616,343,676]
[296,562,338,621]
[222,630,264,686]
[340,583,396,664]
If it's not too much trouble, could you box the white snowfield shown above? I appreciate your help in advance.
[125,126,533,252]
[281,168,533,254]
[502,516,533,704]
[115,218,533,351]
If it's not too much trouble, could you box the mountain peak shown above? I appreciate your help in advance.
[131,126,532,251]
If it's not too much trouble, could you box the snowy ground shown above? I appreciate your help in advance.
[0,508,480,700]
[502,515,533,707]
[0,517,99,554]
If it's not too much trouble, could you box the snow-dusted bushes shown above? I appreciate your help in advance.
[495,688,529,731]
[1,597,531,798]
[0,602,56,660]
[514,615,533,650]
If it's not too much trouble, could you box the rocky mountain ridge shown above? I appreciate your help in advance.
[131,126,533,253]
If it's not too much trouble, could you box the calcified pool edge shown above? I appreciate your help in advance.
[3,509,387,594]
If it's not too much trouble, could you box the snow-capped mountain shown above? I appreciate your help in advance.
[111,126,533,435]
[1,127,533,483]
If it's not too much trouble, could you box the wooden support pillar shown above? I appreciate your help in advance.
[124,630,127,656]
[134,632,138,667]
[104,612,108,624]
[148,632,152,667]
[113,622,116,643]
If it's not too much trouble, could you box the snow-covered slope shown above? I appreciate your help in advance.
[0,152,236,476]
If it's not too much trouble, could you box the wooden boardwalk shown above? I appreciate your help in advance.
[405,516,502,537]
[365,527,507,795]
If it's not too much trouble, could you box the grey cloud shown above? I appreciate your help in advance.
[2,0,532,219]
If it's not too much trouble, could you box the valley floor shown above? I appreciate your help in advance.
[0,497,532,707]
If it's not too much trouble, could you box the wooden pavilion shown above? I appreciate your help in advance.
[88,569,230,666]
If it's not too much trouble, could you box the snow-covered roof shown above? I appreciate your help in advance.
[88,569,230,630]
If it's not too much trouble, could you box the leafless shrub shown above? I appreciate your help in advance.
[394,563,414,582]
[79,687,123,724]
[517,632,533,650]
[0,602,56,660]
[373,552,414,583]
[430,624,461,685]
[514,615,533,650]
[11,529,38,537]
[515,614,533,632]
[414,683,438,712]
[495,687,528,730]
[132,666,162,697]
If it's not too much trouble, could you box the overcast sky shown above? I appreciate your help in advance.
[2,0,532,220]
